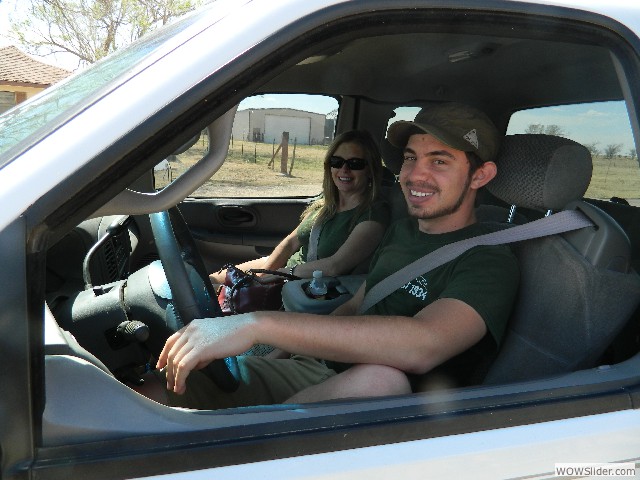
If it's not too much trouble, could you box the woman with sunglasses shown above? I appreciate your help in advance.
[210,130,389,284]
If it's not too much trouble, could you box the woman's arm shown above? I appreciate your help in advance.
[286,220,384,278]
[209,226,302,284]
[260,229,301,271]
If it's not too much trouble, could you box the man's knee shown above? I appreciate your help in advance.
[346,364,411,396]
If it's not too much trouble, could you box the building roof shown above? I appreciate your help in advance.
[0,45,71,86]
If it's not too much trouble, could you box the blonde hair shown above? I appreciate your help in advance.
[302,130,383,230]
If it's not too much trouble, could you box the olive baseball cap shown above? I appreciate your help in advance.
[387,102,501,163]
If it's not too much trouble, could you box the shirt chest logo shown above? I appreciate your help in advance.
[402,276,429,301]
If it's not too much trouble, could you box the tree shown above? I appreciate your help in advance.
[524,124,567,137]
[604,143,623,159]
[524,124,544,134]
[629,148,637,161]
[542,124,567,137]
[8,0,201,68]
[584,142,600,158]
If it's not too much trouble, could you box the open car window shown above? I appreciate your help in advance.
[154,94,339,197]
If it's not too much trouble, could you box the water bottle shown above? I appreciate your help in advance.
[307,270,327,299]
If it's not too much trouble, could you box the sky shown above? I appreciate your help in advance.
[0,0,16,41]
[239,94,339,115]
[506,102,636,154]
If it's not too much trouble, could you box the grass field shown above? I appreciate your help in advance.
[156,138,328,197]
[155,137,640,202]
[586,155,640,202]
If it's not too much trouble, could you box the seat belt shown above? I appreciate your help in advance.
[307,216,324,262]
[358,209,594,314]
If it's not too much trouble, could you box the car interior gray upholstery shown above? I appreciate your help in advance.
[483,135,640,384]
[45,303,111,375]
[263,35,620,120]
[487,135,593,214]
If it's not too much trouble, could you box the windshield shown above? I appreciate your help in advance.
[0,1,234,164]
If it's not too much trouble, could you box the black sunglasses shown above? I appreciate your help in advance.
[329,156,368,170]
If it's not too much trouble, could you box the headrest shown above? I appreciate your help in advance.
[487,134,593,211]
[380,137,404,175]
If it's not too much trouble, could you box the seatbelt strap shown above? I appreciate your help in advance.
[358,209,594,314]
[307,215,324,261]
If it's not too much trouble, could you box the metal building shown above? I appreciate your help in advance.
[232,108,328,145]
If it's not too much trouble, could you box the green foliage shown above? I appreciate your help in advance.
[8,0,200,67]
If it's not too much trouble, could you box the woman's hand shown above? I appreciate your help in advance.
[209,270,226,285]
[256,270,294,283]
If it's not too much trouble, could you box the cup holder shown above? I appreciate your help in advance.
[282,274,367,314]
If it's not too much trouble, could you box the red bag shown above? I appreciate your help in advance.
[217,264,299,315]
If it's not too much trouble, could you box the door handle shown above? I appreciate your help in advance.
[217,206,257,226]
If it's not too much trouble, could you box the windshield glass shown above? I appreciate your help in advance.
[0,1,229,163]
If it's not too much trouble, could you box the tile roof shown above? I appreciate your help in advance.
[0,45,71,86]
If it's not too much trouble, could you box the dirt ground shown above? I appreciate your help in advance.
[192,182,322,198]
[157,139,327,198]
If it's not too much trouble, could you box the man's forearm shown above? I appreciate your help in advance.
[251,298,486,376]
[252,310,426,373]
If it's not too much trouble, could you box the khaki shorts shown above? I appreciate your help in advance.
[158,355,336,410]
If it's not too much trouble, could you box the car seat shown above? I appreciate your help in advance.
[482,134,640,384]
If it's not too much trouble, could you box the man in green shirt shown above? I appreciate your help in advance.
[155,102,519,408]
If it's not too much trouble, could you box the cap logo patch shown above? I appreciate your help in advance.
[463,129,479,149]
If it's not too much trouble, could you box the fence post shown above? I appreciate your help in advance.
[289,138,297,175]
[280,131,289,175]
[268,142,282,169]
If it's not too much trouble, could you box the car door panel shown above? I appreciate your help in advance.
[217,205,258,228]
[584,199,640,363]
[178,198,310,272]
[586,199,640,268]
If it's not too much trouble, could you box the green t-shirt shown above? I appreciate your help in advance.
[362,218,520,387]
[287,200,390,267]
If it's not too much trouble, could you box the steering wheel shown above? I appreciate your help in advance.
[149,208,240,392]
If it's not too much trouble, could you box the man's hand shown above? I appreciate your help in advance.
[156,315,257,395]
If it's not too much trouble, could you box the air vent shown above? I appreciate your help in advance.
[101,230,131,283]
[104,240,118,281]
